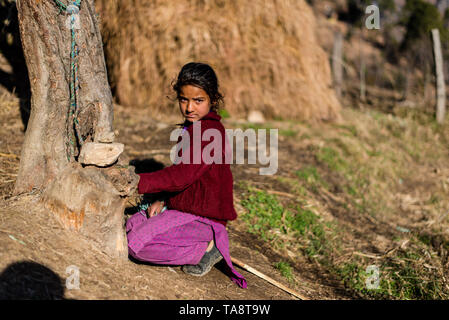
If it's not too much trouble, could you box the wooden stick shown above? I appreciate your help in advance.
[250,187,297,199]
[127,149,171,156]
[231,256,308,300]
[353,251,381,259]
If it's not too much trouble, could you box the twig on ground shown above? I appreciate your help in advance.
[127,149,171,156]
[353,251,382,259]
[250,186,297,199]
[320,187,345,204]
[231,256,308,300]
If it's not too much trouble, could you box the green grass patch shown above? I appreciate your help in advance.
[218,108,231,118]
[279,129,297,137]
[316,146,348,172]
[335,240,449,299]
[336,262,390,299]
[239,187,337,262]
[274,261,295,284]
[275,176,308,196]
[295,166,329,192]
[334,124,358,137]
[238,106,449,299]
[239,188,288,242]
[295,166,320,181]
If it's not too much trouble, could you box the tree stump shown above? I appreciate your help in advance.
[14,0,139,259]
[41,162,138,259]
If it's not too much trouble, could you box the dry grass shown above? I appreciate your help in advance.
[0,89,21,200]
[232,104,449,299]
[2,77,449,298]
[95,0,341,122]
[0,87,337,300]
[2,1,449,295]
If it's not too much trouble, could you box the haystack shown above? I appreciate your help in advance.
[96,0,341,122]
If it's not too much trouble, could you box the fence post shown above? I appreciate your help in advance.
[360,30,366,102]
[332,31,343,98]
[431,28,446,124]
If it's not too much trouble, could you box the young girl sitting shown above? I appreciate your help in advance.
[126,62,247,288]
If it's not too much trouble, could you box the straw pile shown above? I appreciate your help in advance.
[95,0,341,122]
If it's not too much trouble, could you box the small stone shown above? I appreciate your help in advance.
[247,110,265,123]
[96,131,115,143]
[79,142,124,167]
[156,122,169,130]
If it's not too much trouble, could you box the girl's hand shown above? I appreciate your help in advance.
[148,200,164,218]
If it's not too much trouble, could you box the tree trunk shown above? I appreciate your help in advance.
[15,0,115,192]
[14,0,138,259]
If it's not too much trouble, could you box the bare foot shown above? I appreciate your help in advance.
[206,239,214,252]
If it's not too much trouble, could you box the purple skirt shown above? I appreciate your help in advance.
[126,209,247,288]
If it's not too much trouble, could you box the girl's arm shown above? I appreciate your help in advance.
[137,161,211,194]
[137,123,217,194]
[137,120,225,194]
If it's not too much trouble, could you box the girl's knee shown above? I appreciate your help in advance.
[125,212,147,233]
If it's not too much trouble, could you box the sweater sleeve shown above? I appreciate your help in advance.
[137,121,219,194]
[137,162,210,194]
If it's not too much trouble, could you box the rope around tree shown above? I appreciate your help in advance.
[52,0,83,161]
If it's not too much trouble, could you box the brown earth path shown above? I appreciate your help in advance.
[0,91,352,300]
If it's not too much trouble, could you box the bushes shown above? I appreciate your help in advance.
[401,0,448,49]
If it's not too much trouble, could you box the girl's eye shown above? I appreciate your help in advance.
[195,99,204,103]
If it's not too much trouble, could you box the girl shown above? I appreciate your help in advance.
[126,62,247,289]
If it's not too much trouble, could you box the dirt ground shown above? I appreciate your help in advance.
[3,64,449,300]
[0,85,357,299]
[2,80,449,299]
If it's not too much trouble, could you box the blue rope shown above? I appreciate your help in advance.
[137,200,150,217]
[136,200,167,218]
[52,0,83,161]
[138,200,150,212]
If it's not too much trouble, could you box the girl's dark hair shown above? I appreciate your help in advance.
[172,62,224,112]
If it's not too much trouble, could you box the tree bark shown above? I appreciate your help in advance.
[15,0,116,193]
[14,0,138,259]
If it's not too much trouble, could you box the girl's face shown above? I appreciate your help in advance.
[178,85,211,123]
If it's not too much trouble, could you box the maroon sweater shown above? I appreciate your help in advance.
[137,111,237,226]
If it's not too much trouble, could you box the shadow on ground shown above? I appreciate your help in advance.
[129,158,165,174]
[0,261,69,300]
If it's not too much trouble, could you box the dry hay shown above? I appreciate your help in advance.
[95,0,342,122]
[0,88,21,200]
